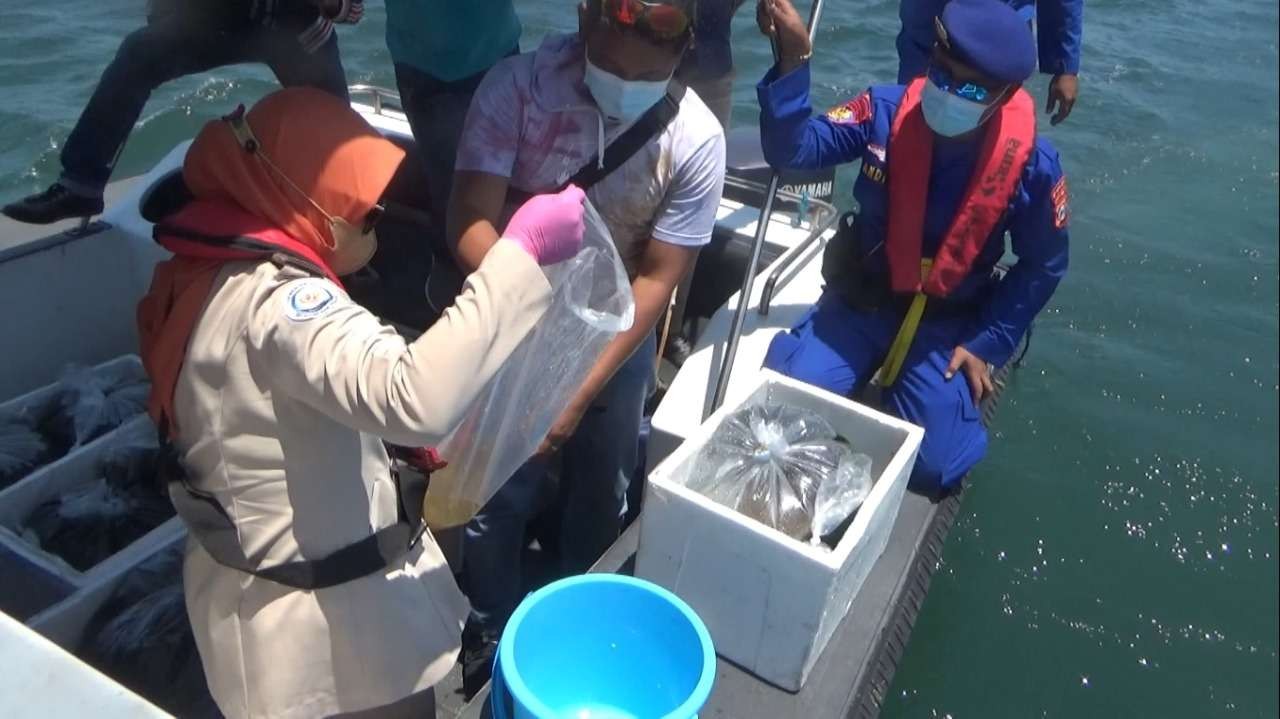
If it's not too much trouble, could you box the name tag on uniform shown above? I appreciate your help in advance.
[861,144,887,184]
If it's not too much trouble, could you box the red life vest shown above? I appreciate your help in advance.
[885,77,1036,297]
[153,199,342,285]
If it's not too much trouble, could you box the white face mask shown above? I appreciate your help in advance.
[583,57,671,122]
[921,77,998,138]
[326,218,377,276]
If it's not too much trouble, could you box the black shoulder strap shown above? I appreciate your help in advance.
[562,82,688,192]
[161,430,423,591]
[155,223,330,279]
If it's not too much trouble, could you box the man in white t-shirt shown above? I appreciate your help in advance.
[448,0,724,695]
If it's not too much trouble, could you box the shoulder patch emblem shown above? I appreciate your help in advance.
[826,92,873,125]
[1051,176,1070,230]
[284,280,338,322]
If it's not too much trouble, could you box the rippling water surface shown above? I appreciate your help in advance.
[1,1,1276,715]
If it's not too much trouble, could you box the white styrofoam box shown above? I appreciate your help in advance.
[29,526,186,652]
[636,370,924,691]
[0,415,179,586]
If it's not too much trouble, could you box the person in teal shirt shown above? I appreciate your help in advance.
[384,0,521,220]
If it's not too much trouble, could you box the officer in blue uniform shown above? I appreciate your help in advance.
[755,0,1070,493]
[899,0,1082,125]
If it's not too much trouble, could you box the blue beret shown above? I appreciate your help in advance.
[937,0,1036,84]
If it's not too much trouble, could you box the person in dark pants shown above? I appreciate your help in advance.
[384,0,522,222]
[678,0,747,129]
[663,0,747,369]
[2,0,359,225]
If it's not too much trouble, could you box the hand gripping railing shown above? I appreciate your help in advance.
[705,0,829,418]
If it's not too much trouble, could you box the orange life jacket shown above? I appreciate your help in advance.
[885,77,1036,297]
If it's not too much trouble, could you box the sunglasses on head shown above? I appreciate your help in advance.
[601,0,691,42]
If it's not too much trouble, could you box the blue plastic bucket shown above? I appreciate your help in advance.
[492,574,715,719]
[491,654,513,719]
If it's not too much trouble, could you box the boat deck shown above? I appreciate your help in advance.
[452,362,1012,718]
[452,490,965,718]
[1,117,1016,718]
[446,231,1018,716]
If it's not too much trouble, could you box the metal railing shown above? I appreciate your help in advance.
[718,174,841,318]
[706,0,828,418]
[348,85,403,116]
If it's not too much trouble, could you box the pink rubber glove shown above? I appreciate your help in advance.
[503,185,587,266]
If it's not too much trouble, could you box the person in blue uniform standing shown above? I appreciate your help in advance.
[898,0,1082,125]
[755,0,1070,494]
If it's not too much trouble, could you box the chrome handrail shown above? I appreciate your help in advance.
[722,174,837,220]
[705,0,828,418]
[719,174,839,317]
[347,84,403,116]
[758,205,838,317]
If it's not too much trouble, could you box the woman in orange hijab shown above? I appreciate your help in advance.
[137,87,585,718]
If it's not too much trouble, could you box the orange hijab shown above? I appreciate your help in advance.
[137,87,405,437]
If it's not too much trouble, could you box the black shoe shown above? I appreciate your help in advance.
[2,184,104,225]
[461,621,500,700]
[663,335,693,368]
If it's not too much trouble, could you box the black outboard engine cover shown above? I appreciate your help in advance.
[722,126,836,212]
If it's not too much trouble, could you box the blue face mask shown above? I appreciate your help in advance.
[584,57,671,122]
[921,77,993,137]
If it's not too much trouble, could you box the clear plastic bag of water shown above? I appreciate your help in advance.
[683,401,874,546]
[810,453,873,545]
[423,201,635,528]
